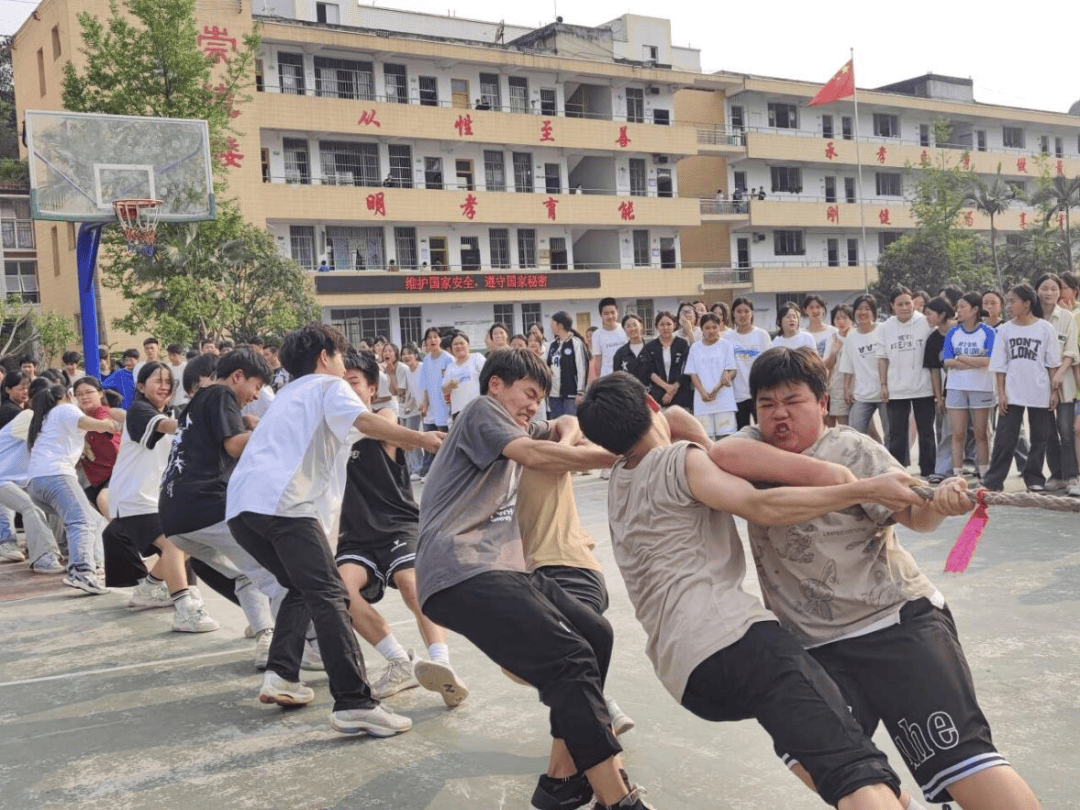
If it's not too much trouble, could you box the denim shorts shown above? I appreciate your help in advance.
[945,389,994,410]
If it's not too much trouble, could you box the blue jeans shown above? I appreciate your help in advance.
[848,401,889,439]
[401,413,424,474]
[548,396,578,417]
[0,482,59,564]
[28,474,105,573]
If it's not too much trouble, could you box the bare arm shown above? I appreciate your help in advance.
[78,415,121,433]
[354,411,443,453]
[877,357,889,402]
[502,435,614,473]
[155,417,179,435]
[894,475,973,531]
[549,414,582,445]
[223,432,253,458]
[709,437,855,487]
[664,406,711,447]
[588,356,600,385]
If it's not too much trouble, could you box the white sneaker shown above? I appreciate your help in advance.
[259,670,314,706]
[0,540,25,561]
[127,579,171,610]
[187,585,204,607]
[372,650,419,699]
[1045,477,1067,492]
[414,659,469,708]
[29,552,65,574]
[62,569,109,595]
[1069,483,1080,498]
[330,704,412,737]
[301,638,324,671]
[410,472,422,482]
[606,695,635,736]
[254,629,273,670]
[172,603,220,633]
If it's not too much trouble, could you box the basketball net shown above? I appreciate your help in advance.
[112,199,163,256]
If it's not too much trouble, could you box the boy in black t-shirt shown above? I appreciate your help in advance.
[159,348,288,668]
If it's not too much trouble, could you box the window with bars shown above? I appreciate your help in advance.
[388,145,413,188]
[424,157,443,189]
[632,230,650,266]
[484,151,506,192]
[419,76,438,106]
[633,299,655,335]
[399,306,423,347]
[767,102,798,129]
[774,230,805,256]
[509,76,529,114]
[878,231,902,252]
[326,226,385,270]
[289,226,316,270]
[319,141,378,186]
[770,166,802,193]
[330,308,390,346]
[629,158,647,197]
[384,64,408,103]
[512,153,534,193]
[313,56,373,100]
[494,303,515,333]
[540,88,557,116]
[549,236,568,270]
[626,88,645,123]
[517,229,537,268]
[489,229,511,268]
[480,73,501,109]
[544,163,561,195]
[521,302,542,332]
[283,138,311,184]
[278,53,305,95]
[394,227,418,269]
[4,261,39,303]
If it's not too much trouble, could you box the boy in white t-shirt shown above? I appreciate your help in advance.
[225,323,444,737]
[684,312,737,439]
[589,297,627,384]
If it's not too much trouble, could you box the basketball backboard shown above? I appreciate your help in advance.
[24,110,215,223]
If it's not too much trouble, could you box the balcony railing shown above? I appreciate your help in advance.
[1,220,35,250]
[699,198,749,215]
[696,126,744,147]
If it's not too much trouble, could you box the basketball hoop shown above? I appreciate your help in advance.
[113,198,163,256]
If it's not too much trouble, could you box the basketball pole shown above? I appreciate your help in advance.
[76,223,106,381]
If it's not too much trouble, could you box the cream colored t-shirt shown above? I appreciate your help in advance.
[606,441,775,702]
[737,425,941,647]
[517,468,601,572]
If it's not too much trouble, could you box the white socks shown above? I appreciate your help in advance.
[428,642,450,664]
[375,634,409,663]
[904,795,928,810]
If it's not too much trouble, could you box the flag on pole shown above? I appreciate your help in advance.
[809,59,855,107]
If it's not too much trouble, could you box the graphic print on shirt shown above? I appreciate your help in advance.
[161,410,192,497]
[859,567,905,608]
[796,558,838,620]
[776,525,815,563]
[1007,336,1042,361]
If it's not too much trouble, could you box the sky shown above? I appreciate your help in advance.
[2,0,1078,115]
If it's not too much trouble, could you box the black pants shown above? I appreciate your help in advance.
[531,565,608,616]
[102,514,162,588]
[1045,401,1078,481]
[229,511,376,712]
[423,570,620,772]
[984,405,1052,490]
[886,396,936,476]
[735,398,755,429]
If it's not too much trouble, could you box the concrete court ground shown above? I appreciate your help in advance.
[1,473,1078,810]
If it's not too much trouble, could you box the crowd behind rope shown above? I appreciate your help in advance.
[0,276,1058,808]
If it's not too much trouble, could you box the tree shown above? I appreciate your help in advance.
[1030,175,1080,273]
[0,35,17,159]
[0,298,79,360]
[961,168,1013,292]
[875,230,993,300]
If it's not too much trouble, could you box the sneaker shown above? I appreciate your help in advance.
[254,629,273,670]
[62,569,109,595]
[597,787,654,810]
[0,541,25,561]
[127,579,171,610]
[259,670,314,707]
[301,638,324,671]
[925,473,946,485]
[414,658,469,708]
[172,604,220,633]
[372,650,420,699]
[30,552,64,574]
[1069,483,1080,498]
[330,704,412,737]
[244,625,256,639]
[605,695,635,736]
[410,472,422,482]
[1045,477,1067,492]
[1027,483,1046,493]
[187,585,204,607]
[531,773,593,810]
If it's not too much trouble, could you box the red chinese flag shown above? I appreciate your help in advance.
[809,60,855,107]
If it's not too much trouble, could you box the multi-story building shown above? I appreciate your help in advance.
[0,181,40,310]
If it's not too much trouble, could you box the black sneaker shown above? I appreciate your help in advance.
[530,773,593,810]
[597,787,655,810]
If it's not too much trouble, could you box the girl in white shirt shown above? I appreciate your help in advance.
[803,295,838,359]
[26,384,121,594]
[442,332,487,421]
[725,297,772,428]
[839,294,889,441]
[685,313,737,439]
[771,302,815,350]
[943,293,996,479]
[1035,273,1079,490]
[824,304,852,426]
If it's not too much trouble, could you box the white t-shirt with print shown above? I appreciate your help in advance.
[772,331,816,351]
[989,319,1061,409]
[877,314,932,399]
[723,327,771,403]
[445,353,487,416]
[27,402,88,479]
[809,325,839,358]
[942,323,996,392]
[838,326,884,403]
[684,339,737,416]
[592,325,628,378]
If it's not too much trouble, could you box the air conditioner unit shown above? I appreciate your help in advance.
[754,233,767,242]
[653,154,668,164]
[647,86,661,95]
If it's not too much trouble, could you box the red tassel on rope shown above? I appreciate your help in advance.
[944,489,989,573]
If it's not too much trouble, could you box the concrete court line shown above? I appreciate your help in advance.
[0,647,243,688]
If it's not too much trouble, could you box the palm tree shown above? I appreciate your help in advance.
[1030,174,1080,274]
[962,168,1013,292]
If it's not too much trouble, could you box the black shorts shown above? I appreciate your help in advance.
[102,513,165,588]
[84,479,109,508]
[681,621,899,806]
[530,565,608,616]
[335,531,416,604]
[808,598,1006,803]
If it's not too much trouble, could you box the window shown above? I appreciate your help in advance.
[494,304,515,333]
[875,172,902,196]
[517,229,537,268]
[632,230,650,266]
[327,226,385,270]
[319,141,378,186]
[460,236,480,271]
[479,73,501,109]
[633,299,655,335]
[394,227,418,269]
[283,138,311,184]
[841,116,853,140]
[521,302,542,332]
[508,76,529,114]
[51,26,61,59]
[483,150,506,192]
[399,306,423,347]
[512,153,534,194]
[643,45,659,62]
[315,2,339,23]
[278,52,305,96]
[1002,126,1025,149]
[826,238,840,268]
[37,49,45,96]
[767,102,798,129]
[847,238,858,267]
[629,158,647,197]
[652,109,669,126]
[844,177,856,204]
[878,231,902,252]
[1056,137,1065,158]
[255,58,264,92]
[976,130,987,152]
[822,115,834,139]
[773,230,805,256]
[919,124,930,147]
[424,157,443,189]
[419,76,438,106]
[770,166,803,194]
[659,237,676,269]
[456,159,474,191]
[626,88,645,124]
[540,88,557,116]
[289,226,316,270]
[51,227,60,276]
[384,64,408,104]
[730,105,744,131]
[388,145,413,188]
[1039,135,1050,155]
[549,236,568,270]
[4,261,39,303]
[489,229,511,268]
[1005,234,1024,249]
[544,163,561,195]
[0,199,33,249]
[873,113,899,138]
[314,57,372,99]
[330,308,390,347]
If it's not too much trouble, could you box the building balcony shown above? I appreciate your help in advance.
[250,93,700,156]
[698,198,751,222]
[743,198,1037,232]
[749,262,879,293]
[695,126,747,157]
[255,184,700,228]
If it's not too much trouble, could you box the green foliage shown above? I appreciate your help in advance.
[1029,174,1080,273]
[0,297,79,362]
[875,230,993,300]
[961,168,1014,291]
[1003,219,1080,284]
[0,159,29,183]
[0,35,17,159]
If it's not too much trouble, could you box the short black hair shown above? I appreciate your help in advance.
[801,294,827,312]
[731,297,754,318]
[343,349,379,387]
[280,322,349,379]
[775,301,800,328]
[165,343,182,355]
[598,297,618,315]
[183,353,218,395]
[889,286,913,304]
[1061,271,1080,293]
[699,312,721,328]
[200,338,216,348]
[830,303,853,325]
[122,348,140,360]
[925,296,954,321]
[216,346,272,386]
[248,336,265,347]
[143,337,160,347]
[134,361,174,403]
[479,348,551,396]
[852,294,878,318]
[654,310,677,328]
[62,351,80,365]
[621,313,642,327]
[939,286,963,307]
[217,339,235,352]
[18,355,36,367]
[750,347,828,403]
[578,372,653,455]
[913,289,931,303]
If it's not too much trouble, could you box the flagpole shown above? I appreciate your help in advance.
[851,47,870,292]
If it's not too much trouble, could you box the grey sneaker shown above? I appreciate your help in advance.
[127,578,171,610]
[172,603,220,633]
[62,569,109,595]
[414,659,469,708]
[605,695,635,736]
[0,540,25,561]
[1045,477,1067,492]
[372,649,419,699]
[259,670,314,706]
[30,552,64,574]
[254,629,273,670]
[330,704,412,737]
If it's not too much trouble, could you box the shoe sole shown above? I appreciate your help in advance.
[30,565,65,574]
[330,713,412,737]
[0,551,26,562]
[613,716,636,736]
[373,678,420,700]
[173,623,221,633]
[414,661,469,708]
[128,600,172,610]
[259,691,313,707]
